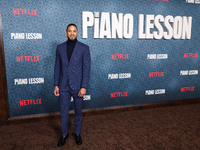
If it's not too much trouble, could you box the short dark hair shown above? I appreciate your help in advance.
[66,23,78,31]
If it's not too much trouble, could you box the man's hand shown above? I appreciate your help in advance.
[54,86,60,96]
[78,88,86,97]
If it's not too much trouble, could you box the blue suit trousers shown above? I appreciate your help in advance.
[60,89,83,136]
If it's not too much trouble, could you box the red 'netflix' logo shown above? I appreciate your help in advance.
[149,72,164,77]
[20,99,42,106]
[16,56,40,62]
[184,53,198,58]
[181,86,194,92]
[152,0,168,1]
[13,8,37,15]
[111,92,128,98]
[111,54,129,59]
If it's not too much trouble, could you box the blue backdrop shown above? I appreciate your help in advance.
[1,0,200,117]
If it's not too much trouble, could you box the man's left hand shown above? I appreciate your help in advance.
[78,88,86,97]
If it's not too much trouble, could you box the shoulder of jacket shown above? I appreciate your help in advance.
[78,41,89,49]
[57,41,67,48]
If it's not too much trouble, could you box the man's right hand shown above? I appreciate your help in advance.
[54,86,60,96]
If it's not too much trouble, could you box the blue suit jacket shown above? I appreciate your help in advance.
[54,40,91,91]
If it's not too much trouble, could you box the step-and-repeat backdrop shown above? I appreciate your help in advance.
[0,0,200,117]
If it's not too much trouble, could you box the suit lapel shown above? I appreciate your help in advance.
[62,41,69,66]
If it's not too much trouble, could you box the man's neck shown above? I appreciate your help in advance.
[67,38,77,43]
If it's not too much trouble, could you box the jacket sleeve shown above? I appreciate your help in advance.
[81,46,91,89]
[54,46,60,86]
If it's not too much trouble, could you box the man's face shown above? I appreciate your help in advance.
[66,25,78,40]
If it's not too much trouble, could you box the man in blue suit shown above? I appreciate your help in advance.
[54,23,91,147]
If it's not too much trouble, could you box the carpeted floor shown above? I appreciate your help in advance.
[0,104,200,150]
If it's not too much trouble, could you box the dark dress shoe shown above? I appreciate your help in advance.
[75,134,82,145]
[57,134,69,147]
